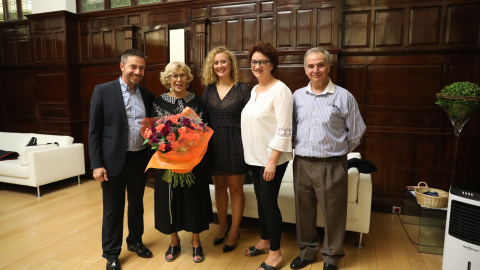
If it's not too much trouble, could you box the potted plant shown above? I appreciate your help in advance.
[436,81,480,186]
[436,81,480,135]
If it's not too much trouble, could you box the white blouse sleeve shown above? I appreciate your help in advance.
[268,83,293,153]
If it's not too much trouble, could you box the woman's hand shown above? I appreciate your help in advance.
[263,160,277,181]
[263,149,281,181]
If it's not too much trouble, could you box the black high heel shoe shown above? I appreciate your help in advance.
[165,239,181,262]
[192,245,204,263]
[213,224,230,245]
[223,233,240,253]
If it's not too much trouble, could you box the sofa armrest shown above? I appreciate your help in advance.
[21,144,58,166]
[27,143,85,186]
[356,172,373,234]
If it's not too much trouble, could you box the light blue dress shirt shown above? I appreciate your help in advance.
[119,77,147,151]
[292,79,366,158]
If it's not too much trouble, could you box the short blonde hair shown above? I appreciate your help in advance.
[202,46,241,86]
[159,61,194,89]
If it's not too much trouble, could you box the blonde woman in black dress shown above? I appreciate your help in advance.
[202,47,251,252]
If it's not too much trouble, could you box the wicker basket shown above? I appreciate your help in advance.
[414,182,449,208]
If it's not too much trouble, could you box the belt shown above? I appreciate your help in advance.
[296,155,345,162]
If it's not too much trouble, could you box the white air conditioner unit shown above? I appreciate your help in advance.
[443,186,480,270]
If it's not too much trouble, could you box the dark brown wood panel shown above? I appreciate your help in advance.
[260,17,274,44]
[366,64,443,106]
[211,3,256,17]
[375,9,404,47]
[210,21,223,49]
[446,4,480,44]
[277,11,293,47]
[343,12,370,48]
[317,8,334,46]
[226,20,240,52]
[243,18,256,51]
[296,9,314,47]
[144,26,168,64]
[409,7,441,46]
[37,73,68,104]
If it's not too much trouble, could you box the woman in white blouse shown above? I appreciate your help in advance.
[241,41,293,270]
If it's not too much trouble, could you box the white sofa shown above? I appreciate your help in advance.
[0,132,85,197]
[209,152,373,246]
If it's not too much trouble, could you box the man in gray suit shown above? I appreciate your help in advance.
[89,49,155,270]
[290,47,365,270]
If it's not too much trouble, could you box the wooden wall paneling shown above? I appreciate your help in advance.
[296,9,315,47]
[343,11,370,48]
[103,30,115,59]
[386,138,415,194]
[317,7,335,47]
[243,18,256,51]
[36,72,68,105]
[210,20,224,49]
[2,24,33,64]
[277,10,293,47]
[409,6,441,46]
[445,4,480,45]
[142,25,168,65]
[374,9,404,47]
[226,19,241,51]
[260,17,274,45]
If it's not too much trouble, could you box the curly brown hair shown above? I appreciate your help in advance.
[159,61,194,89]
[247,41,278,73]
[202,46,241,86]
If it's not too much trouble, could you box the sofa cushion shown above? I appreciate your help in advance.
[347,167,359,203]
[21,144,59,166]
[0,159,29,178]
[0,132,31,153]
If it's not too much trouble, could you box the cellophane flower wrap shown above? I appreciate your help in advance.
[141,107,213,188]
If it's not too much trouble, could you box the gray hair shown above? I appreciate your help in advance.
[304,47,331,67]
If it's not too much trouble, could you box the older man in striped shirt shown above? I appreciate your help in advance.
[290,47,366,270]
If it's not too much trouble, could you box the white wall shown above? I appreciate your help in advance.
[169,29,185,63]
[32,0,76,14]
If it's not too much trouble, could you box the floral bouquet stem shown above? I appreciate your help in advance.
[162,169,196,188]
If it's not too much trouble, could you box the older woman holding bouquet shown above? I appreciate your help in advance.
[241,41,293,270]
[201,46,251,252]
[153,61,212,263]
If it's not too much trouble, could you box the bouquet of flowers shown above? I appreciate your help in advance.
[141,107,214,188]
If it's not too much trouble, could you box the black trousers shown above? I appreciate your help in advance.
[101,149,149,259]
[250,161,289,251]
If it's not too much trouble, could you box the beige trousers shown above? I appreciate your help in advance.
[293,155,348,265]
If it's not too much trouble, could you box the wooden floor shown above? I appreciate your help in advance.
[0,179,443,270]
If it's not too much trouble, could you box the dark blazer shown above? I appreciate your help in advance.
[88,78,155,177]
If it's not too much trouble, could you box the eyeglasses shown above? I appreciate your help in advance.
[170,74,186,79]
[251,60,270,67]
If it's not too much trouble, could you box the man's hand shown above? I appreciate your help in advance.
[93,167,108,182]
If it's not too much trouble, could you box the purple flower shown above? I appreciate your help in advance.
[165,143,172,153]
[181,117,191,126]
[165,120,172,127]
[161,125,171,136]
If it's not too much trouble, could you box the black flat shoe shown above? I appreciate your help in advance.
[290,256,315,269]
[223,233,240,253]
[192,245,204,263]
[245,245,267,257]
[165,242,181,262]
[106,258,121,270]
[213,225,230,245]
[127,242,153,258]
[323,263,338,270]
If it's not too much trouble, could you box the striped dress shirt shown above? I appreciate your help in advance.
[292,79,365,158]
